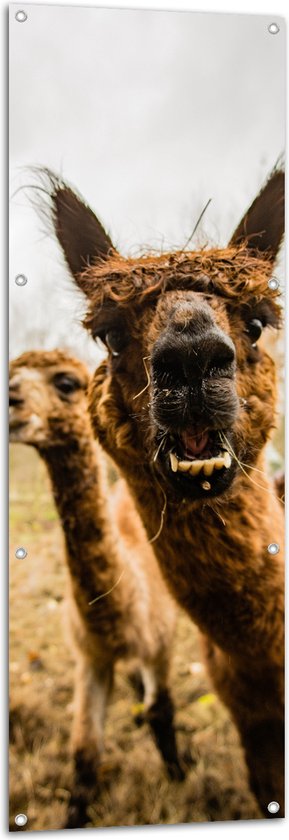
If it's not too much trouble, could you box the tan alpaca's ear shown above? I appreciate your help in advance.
[229,168,284,262]
[44,173,115,294]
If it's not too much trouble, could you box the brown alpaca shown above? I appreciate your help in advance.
[36,168,284,819]
[9,349,184,828]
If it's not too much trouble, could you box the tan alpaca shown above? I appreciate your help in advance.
[43,167,285,819]
[9,349,183,828]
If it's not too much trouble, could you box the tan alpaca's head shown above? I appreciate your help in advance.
[42,169,284,502]
[9,350,90,449]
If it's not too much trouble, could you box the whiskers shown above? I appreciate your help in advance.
[152,434,167,463]
[219,432,284,506]
[149,479,167,544]
[133,362,169,541]
[147,435,169,542]
[133,356,151,401]
[88,569,126,606]
[207,501,227,527]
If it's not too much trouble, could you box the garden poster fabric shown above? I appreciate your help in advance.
[9,5,285,830]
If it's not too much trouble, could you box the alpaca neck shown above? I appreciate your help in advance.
[124,461,283,661]
[41,436,122,611]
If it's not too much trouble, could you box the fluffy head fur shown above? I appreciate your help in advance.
[84,246,281,504]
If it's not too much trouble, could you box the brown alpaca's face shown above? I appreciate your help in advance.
[44,167,284,503]
[86,265,280,502]
[139,287,277,500]
[9,351,90,449]
[145,287,239,500]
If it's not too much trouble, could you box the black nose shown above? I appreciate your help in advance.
[152,328,236,384]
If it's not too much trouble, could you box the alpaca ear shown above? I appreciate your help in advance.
[49,178,115,293]
[229,169,284,262]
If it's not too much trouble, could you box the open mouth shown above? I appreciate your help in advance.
[158,426,236,498]
[9,420,27,430]
[170,429,231,480]
[9,416,28,434]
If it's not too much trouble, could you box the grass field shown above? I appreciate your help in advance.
[9,444,262,831]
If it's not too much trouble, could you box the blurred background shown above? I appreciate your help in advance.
[9,6,285,830]
[10,6,285,365]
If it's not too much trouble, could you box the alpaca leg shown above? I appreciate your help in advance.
[141,663,185,781]
[241,718,284,818]
[66,658,114,828]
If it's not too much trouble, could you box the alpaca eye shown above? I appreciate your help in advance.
[246,318,263,345]
[54,374,81,395]
[105,330,127,356]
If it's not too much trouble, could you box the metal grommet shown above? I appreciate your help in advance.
[268,277,279,291]
[15,547,27,559]
[15,11,27,23]
[267,543,280,556]
[268,23,280,35]
[267,801,280,814]
[15,274,28,287]
[15,814,28,826]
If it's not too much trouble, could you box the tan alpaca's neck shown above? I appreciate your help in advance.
[41,437,123,611]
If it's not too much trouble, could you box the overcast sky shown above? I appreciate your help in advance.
[9,5,285,364]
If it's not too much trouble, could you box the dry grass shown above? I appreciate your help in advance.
[9,445,260,831]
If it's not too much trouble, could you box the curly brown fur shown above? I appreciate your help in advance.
[37,167,284,818]
[9,349,182,828]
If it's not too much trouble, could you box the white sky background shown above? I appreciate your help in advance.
[9,4,285,366]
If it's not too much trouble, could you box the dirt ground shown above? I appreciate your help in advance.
[9,444,262,831]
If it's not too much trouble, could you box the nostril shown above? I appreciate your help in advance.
[151,343,185,383]
[205,335,236,377]
[209,348,236,375]
[9,395,24,407]
[152,330,236,384]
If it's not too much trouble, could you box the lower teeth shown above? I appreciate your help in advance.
[169,450,232,476]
